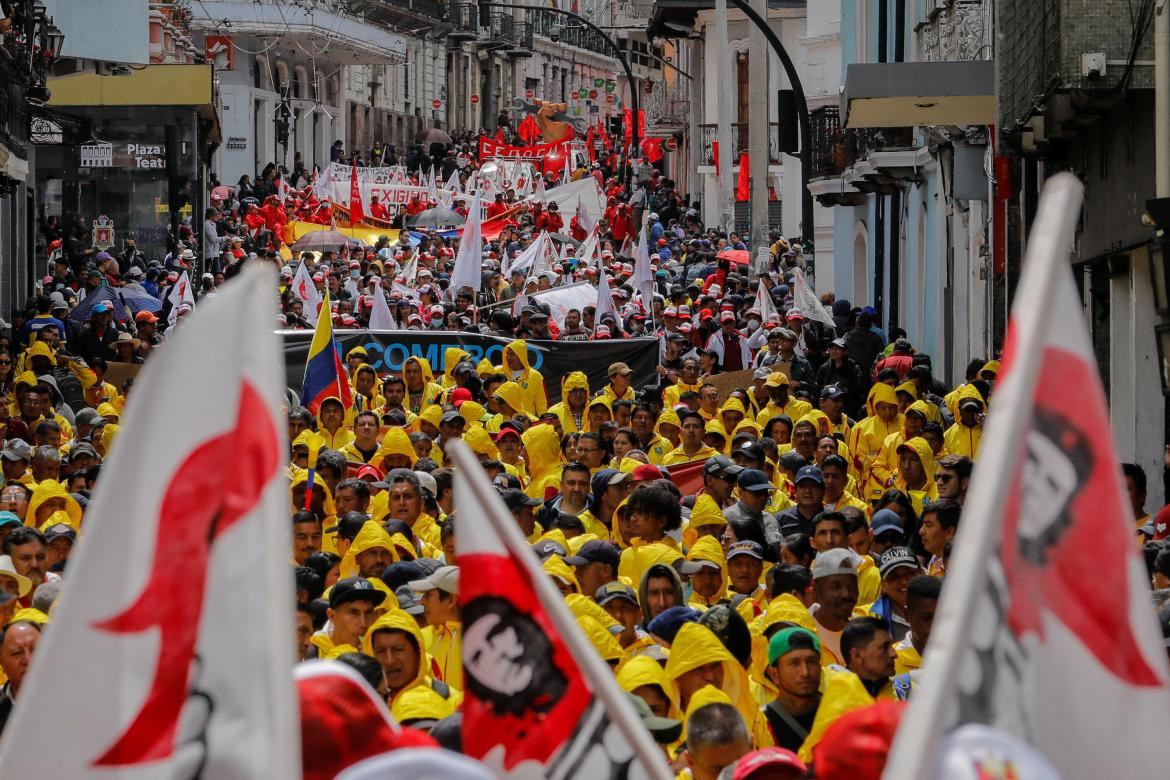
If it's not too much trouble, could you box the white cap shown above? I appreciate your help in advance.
[408,564,459,595]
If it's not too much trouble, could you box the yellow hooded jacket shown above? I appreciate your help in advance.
[850,384,904,501]
[523,423,564,500]
[501,340,548,416]
[340,521,397,579]
[26,480,83,528]
[440,347,470,389]
[547,371,590,435]
[894,436,940,517]
[363,609,462,713]
[403,356,444,413]
[682,492,728,550]
[666,623,757,739]
[944,384,984,459]
[684,535,728,610]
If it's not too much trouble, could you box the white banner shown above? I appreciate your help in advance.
[791,269,836,328]
[517,282,598,328]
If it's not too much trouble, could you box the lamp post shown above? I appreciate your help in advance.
[479,2,640,178]
[724,0,813,257]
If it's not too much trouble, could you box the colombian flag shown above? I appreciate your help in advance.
[300,290,353,414]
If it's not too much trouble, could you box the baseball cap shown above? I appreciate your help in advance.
[767,626,822,665]
[594,581,638,607]
[414,470,438,499]
[531,539,567,559]
[764,372,790,388]
[878,546,921,578]
[703,454,744,480]
[0,511,22,530]
[329,576,387,608]
[324,511,369,538]
[393,585,426,616]
[727,540,765,561]
[719,311,735,323]
[732,441,766,464]
[732,747,807,780]
[794,465,824,485]
[74,408,108,428]
[563,539,621,568]
[135,310,159,324]
[870,508,905,538]
[736,469,774,493]
[753,367,772,381]
[439,410,465,426]
[1,440,33,462]
[820,383,846,400]
[811,548,861,580]
[630,463,666,483]
[43,523,77,544]
[593,468,630,489]
[499,488,541,512]
[829,337,847,349]
[627,692,683,744]
[408,564,459,595]
[959,396,984,411]
[91,302,111,314]
[608,361,632,377]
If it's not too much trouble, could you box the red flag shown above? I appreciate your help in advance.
[736,151,750,201]
[885,173,1170,780]
[585,125,596,162]
[622,108,645,146]
[641,137,664,163]
[348,162,364,224]
[448,442,672,780]
[517,113,541,145]
[712,140,721,177]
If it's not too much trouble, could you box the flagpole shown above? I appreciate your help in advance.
[448,442,672,780]
[882,173,1086,779]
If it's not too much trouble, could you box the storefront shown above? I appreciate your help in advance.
[37,64,217,262]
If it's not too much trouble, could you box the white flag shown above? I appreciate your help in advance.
[504,231,547,278]
[368,279,398,330]
[575,228,600,268]
[575,197,594,234]
[594,269,618,325]
[166,270,196,327]
[0,266,299,778]
[753,278,778,321]
[444,168,462,194]
[633,226,655,311]
[523,281,598,328]
[562,151,573,185]
[451,188,483,295]
[884,173,1170,779]
[397,249,419,286]
[790,269,836,328]
[448,441,671,780]
[290,261,322,325]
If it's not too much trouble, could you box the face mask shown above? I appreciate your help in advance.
[681,582,694,603]
[350,270,360,280]
[746,319,761,333]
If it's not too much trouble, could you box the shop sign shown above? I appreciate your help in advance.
[79,142,167,169]
[226,136,248,150]
[91,216,115,250]
[205,35,235,70]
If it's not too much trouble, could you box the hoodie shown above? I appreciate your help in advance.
[943,384,984,458]
[26,480,83,528]
[665,623,745,723]
[894,435,940,516]
[340,520,397,579]
[314,396,356,450]
[547,371,590,435]
[618,654,679,719]
[851,383,904,501]
[362,609,461,711]
[637,561,685,626]
[522,424,563,500]
[622,541,683,591]
[374,427,419,472]
[440,347,469,389]
[500,339,548,416]
[403,356,444,413]
[870,400,935,490]
[684,536,728,610]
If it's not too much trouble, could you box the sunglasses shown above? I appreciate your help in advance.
[936,473,954,483]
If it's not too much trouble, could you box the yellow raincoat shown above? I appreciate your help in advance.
[374,427,418,472]
[440,347,470,389]
[548,371,590,435]
[944,385,984,458]
[403,356,444,413]
[682,492,727,549]
[684,535,728,610]
[870,400,933,491]
[339,521,397,579]
[577,615,624,667]
[523,423,564,500]
[618,654,680,719]
[619,540,683,586]
[314,396,356,450]
[500,339,548,416]
[850,383,904,501]
[363,609,462,713]
[26,480,83,528]
[666,623,756,737]
[894,436,940,517]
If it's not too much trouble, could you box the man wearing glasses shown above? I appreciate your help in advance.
[935,454,973,506]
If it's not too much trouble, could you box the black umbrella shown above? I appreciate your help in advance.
[289,230,365,252]
[415,127,453,146]
[409,206,465,229]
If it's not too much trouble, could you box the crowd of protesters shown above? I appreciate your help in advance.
[4,127,1170,780]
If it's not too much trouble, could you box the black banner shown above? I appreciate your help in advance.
[280,330,659,404]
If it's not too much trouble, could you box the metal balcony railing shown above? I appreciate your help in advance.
[379,0,447,18]
[447,2,478,39]
[808,107,917,179]
[529,12,613,58]
[698,123,782,165]
[509,20,534,57]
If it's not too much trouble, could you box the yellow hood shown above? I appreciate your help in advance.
[620,541,683,586]
[459,401,487,427]
[684,684,734,724]
[522,423,562,482]
[339,520,395,578]
[897,436,937,482]
[666,622,742,712]
[905,400,933,421]
[865,383,899,418]
[26,341,56,366]
[895,380,918,400]
[565,593,621,632]
[562,371,590,395]
[503,339,532,375]
[362,608,430,689]
[443,347,470,383]
[682,492,727,552]
[27,480,83,528]
[464,426,499,459]
[799,410,834,438]
[685,535,728,604]
[798,668,880,763]
[618,654,678,717]
[391,685,456,724]
[656,408,681,433]
[477,357,496,377]
[494,381,526,414]
[542,553,580,593]
[577,615,623,665]
[38,509,76,534]
[955,383,985,413]
[378,427,418,467]
[289,470,337,518]
[418,404,443,430]
[405,356,436,384]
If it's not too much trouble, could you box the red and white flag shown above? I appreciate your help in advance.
[367,279,398,331]
[884,173,1170,779]
[448,441,670,780]
[276,175,291,200]
[290,260,322,325]
[0,265,298,777]
[166,269,196,327]
[349,162,365,224]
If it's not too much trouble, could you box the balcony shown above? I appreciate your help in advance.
[508,21,534,59]
[646,81,690,125]
[353,0,451,31]
[530,13,615,58]
[447,3,478,41]
[698,123,782,165]
[807,106,925,203]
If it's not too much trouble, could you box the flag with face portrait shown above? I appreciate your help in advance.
[884,173,1170,780]
[449,441,671,780]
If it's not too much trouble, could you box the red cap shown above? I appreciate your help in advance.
[494,427,521,442]
[135,311,159,324]
[630,463,666,483]
[719,311,736,322]
[699,308,714,320]
[732,748,807,780]
[812,701,906,780]
[450,387,473,407]
[354,464,383,481]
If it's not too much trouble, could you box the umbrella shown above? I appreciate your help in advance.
[117,283,163,314]
[716,249,750,266]
[211,185,233,201]
[547,232,582,248]
[290,230,366,252]
[415,127,453,146]
[409,206,465,229]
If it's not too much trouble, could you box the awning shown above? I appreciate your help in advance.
[48,64,214,107]
[188,1,407,64]
[842,60,995,129]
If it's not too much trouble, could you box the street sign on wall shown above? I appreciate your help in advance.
[432,99,443,109]
[470,94,480,104]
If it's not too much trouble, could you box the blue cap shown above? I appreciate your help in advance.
[646,606,701,644]
[794,465,824,485]
[870,508,904,537]
[91,302,111,314]
[0,511,21,529]
[736,468,774,493]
